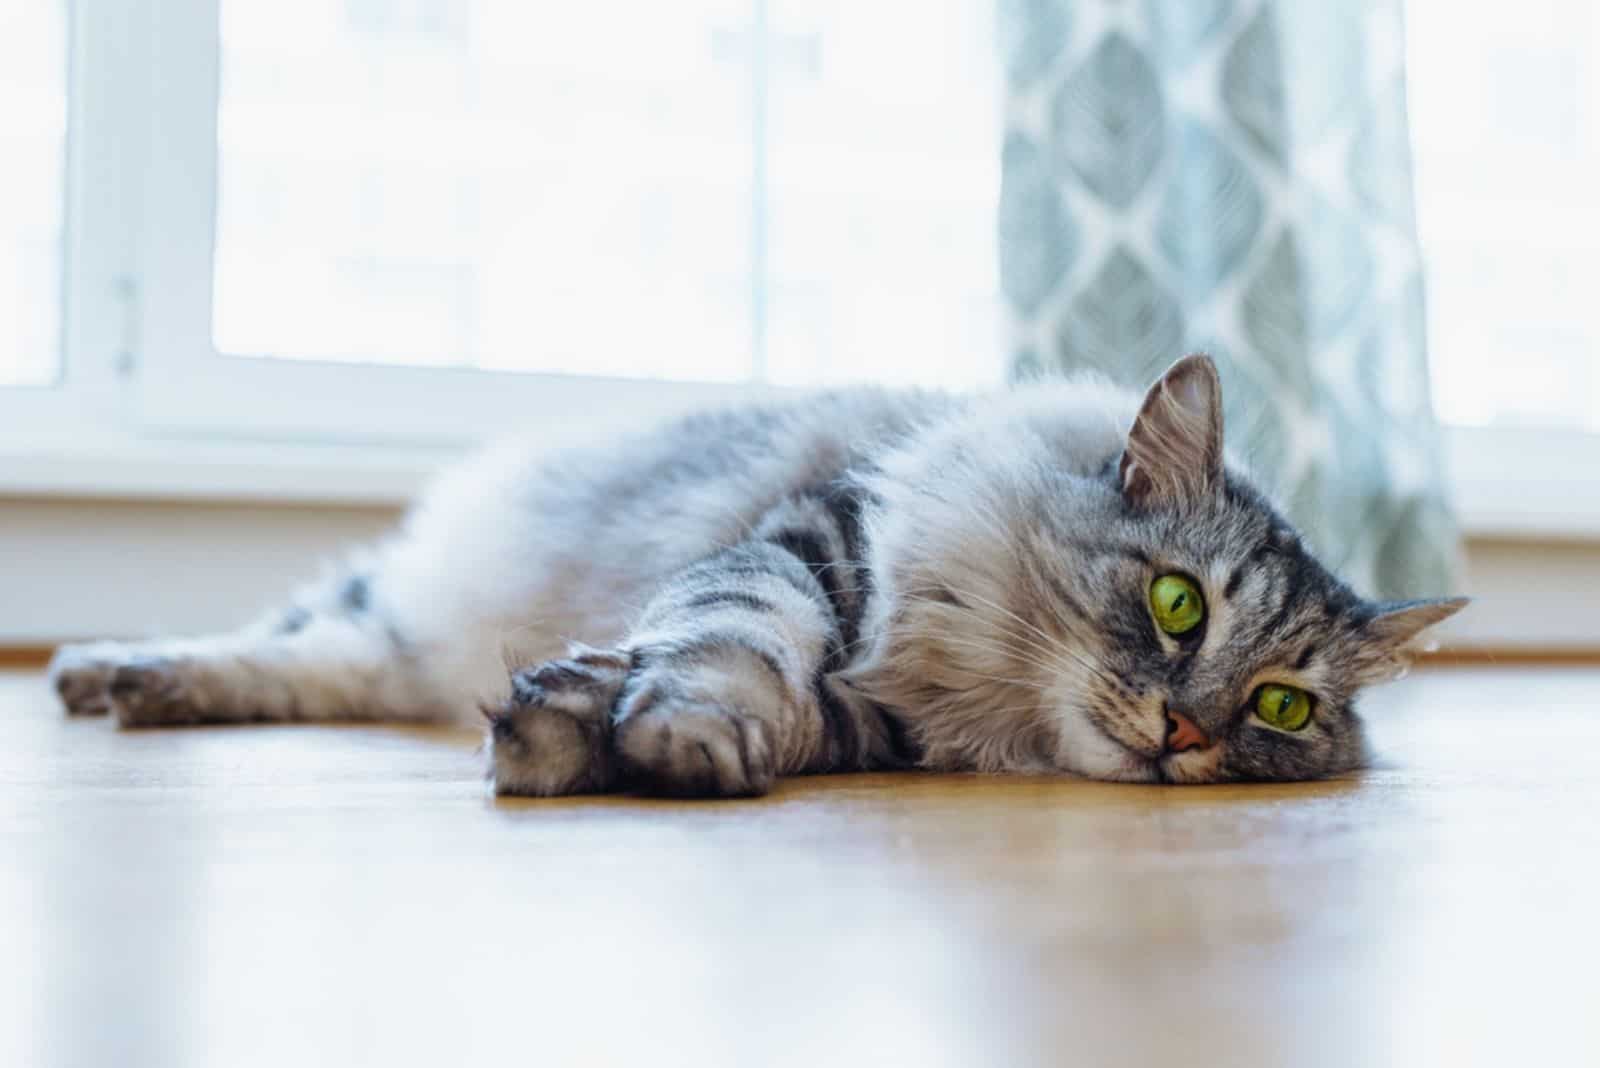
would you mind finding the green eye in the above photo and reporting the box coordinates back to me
[1149,574,1205,636]
[1254,684,1313,732]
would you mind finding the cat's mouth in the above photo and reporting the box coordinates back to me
[1089,716,1224,784]
[1155,747,1226,784]
[1072,702,1226,783]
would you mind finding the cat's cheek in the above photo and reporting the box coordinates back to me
[1050,709,1159,782]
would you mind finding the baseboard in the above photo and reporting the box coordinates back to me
[0,497,400,643]
[0,645,54,669]
[1416,647,1600,666]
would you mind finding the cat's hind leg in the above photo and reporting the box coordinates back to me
[50,574,449,727]
[52,640,130,717]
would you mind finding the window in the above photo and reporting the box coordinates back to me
[208,0,999,390]
[1408,0,1600,431]
[763,1,999,389]
[212,1,755,381]
[0,1,66,387]
[0,0,999,456]
[0,1,1592,535]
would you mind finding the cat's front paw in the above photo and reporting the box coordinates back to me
[613,685,776,799]
[489,646,628,797]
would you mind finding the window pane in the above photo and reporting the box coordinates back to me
[1408,0,1600,429]
[0,1,66,386]
[766,0,1001,390]
[213,0,753,382]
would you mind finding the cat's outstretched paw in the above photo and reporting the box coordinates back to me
[107,657,210,726]
[53,644,222,726]
[50,643,124,717]
[489,646,629,796]
[613,684,776,799]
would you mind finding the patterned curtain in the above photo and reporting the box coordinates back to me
[998,0,1458,599]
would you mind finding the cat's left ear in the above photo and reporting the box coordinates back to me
[1353,597,1470,682]
[1120,353,1225,509]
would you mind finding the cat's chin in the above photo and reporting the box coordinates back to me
[1079,750,1226,785]
[1159,745,1226,784]
[1090,759,1163,784]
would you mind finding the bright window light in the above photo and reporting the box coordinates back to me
[1408,0,1600,430]
[211,0,1001,390]
[0,1,66,387]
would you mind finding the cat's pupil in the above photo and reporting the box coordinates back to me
[1171,592,1186,610]
[1278,693,1292,715]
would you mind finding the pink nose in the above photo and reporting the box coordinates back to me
[1165,710,1210,753]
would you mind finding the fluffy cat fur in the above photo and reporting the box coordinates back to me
[50,355,1465,795]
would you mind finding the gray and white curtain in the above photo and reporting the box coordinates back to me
[998,0,1458,599]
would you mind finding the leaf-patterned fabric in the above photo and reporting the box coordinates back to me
[999,0,1459,600]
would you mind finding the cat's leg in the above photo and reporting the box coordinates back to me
[489,494,892,798]
[50,572,447,726]
[52,640,133,717]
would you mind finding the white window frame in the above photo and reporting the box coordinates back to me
[0,0,776,461]
[136,0,780,448]
[0,0,123,443]
[0,0,1597,541]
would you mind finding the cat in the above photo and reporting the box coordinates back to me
[50,354,1465,795]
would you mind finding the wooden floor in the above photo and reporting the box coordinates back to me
[2,668,1596,1068]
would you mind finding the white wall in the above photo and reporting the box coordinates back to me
[1444,537,1600,648]
[0,498,399,643]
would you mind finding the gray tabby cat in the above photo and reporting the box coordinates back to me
[51,355,1464,794]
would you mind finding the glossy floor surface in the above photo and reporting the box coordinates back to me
[3,668,1596,1067]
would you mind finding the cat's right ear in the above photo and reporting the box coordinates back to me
[1351,597,1470,682]
[1119,353,1225,509]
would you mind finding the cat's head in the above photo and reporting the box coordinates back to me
[852,354,1465,783]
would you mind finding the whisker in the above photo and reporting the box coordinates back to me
[927,583,1075,659]
[944,671,1056,694]
[899,591,1125,693]
[906,632,1070,680]
[897,593,1076,673]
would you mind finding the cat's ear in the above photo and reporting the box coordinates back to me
[1352,597,1470,682]
[1119,353,1225,509]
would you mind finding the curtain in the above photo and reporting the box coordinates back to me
[998,0,1458,600]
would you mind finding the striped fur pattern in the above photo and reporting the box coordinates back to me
[50,356,1464,795]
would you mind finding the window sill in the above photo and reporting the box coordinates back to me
[0,434,453,506]
[2,424,1597,542]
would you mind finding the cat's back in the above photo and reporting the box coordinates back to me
[381,387,949,653]
[526,385,950,528]
[364,374,1144,701]
[403,374,1138,566]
